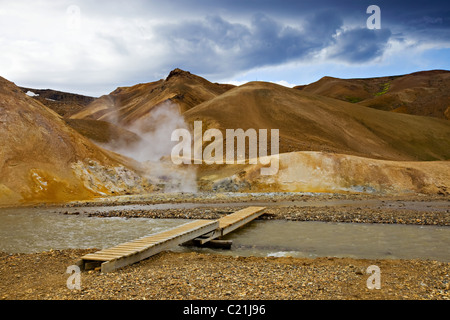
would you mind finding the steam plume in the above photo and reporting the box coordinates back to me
[105,100,198,193]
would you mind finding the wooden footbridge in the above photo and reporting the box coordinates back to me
[77,206,266,273]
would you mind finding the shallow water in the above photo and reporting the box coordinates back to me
[0,208,449,261]
[179,220,450,262]
[0,208,187,254]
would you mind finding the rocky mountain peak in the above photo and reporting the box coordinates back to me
[165,68,192,81]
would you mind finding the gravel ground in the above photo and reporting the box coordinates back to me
[0,249,448,300]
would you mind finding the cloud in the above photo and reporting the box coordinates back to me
[152,12,346,77]
[328,28,392,63]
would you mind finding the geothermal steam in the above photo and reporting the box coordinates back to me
[106,101,197,193]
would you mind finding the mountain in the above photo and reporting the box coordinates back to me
[0,77,152,206]
[294,70,450,120]
[3,68,450,201]
[66,68,450,162]
[185,81,450,162]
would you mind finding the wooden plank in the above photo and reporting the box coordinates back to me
[111,244,156,249]
[134,236,169,241]
[119,241,160,246]
[97,249,136,255]
[81,255,116,261]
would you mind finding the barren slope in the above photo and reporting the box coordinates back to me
[295,70,450,120]
[185,81,450,162]
[198,151,450,195]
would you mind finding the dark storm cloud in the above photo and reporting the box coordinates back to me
[146,0,450,39]
[158,0,450,23]
[330,28,392,63]
[151,8,393,76]
[154,15,296,74]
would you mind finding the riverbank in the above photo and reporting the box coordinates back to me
[0,249,448,300]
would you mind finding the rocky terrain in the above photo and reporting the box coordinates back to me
[1,192,448,301]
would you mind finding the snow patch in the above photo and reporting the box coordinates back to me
[26,91,39,97]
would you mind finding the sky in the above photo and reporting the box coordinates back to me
[0,0,449,96]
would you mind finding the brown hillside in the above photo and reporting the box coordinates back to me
[64,119,142,147]
[184,81,450,162]
[70,68,235,125]
[295,70,450,120]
